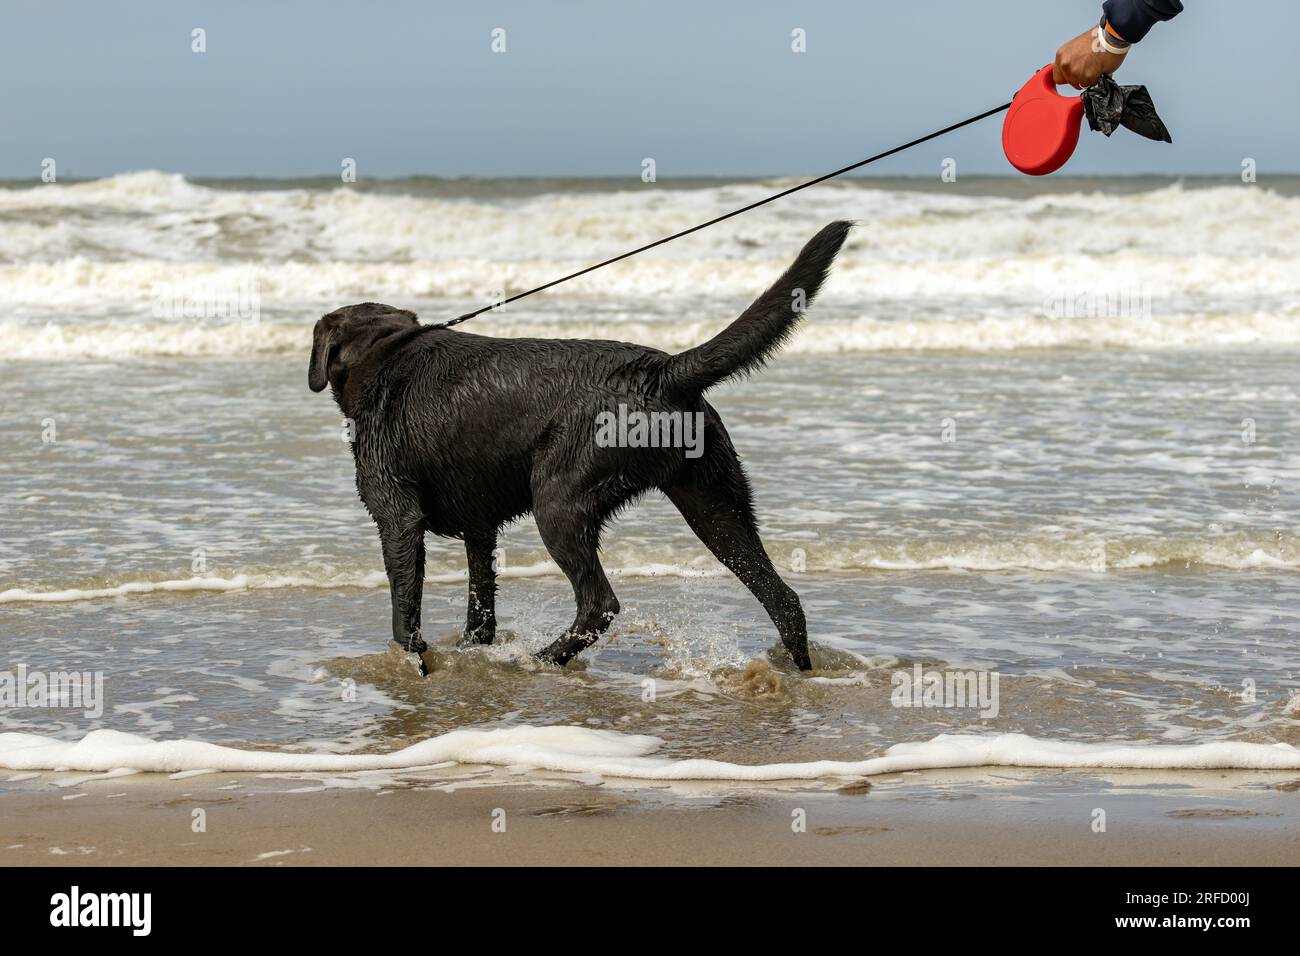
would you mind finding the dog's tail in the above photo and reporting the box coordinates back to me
[662,220,852,398]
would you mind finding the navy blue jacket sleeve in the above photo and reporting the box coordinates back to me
[1101,0,1184,43]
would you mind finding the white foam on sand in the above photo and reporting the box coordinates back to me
[3,727,1300,781]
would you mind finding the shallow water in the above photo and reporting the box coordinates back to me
[2,174,1298,773]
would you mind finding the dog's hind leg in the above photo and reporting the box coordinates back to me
[532,499,620,667]
[664,451,812,671]
[459,528,498,646]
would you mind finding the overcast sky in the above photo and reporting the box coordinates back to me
[3,0,1294,179]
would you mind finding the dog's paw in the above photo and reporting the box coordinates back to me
[532,648,590,672]
[533,648,567,669]
[456,630,495,649]
[764,642,815,675]
[387,640,430,677]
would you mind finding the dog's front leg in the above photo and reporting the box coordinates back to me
[376,513,427,656]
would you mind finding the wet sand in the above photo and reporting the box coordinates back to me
[3,765,1298,867]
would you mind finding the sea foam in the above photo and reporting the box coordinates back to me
[3,726,1300,779]
[7,309,1300,360]
[2,532,1294,605]
[3,173,1299,359]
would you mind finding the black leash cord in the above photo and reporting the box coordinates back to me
[430,101,1013,330]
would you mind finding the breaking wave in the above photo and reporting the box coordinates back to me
[3,172,1298,358]
[3,532,1294,605]
[7,310,1300,360]
[3,171,1298,265]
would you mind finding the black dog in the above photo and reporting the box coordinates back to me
[309,220,851,670]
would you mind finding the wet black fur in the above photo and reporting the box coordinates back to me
[309,220,852,669]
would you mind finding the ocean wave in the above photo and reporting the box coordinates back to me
[3,173,1297,354]
[4,250,1296,307]
[3,726,1299,778]
[2,533,1294,605]
[0,562,712,605]
[4,173,1298,267]
[6,309,1300,360]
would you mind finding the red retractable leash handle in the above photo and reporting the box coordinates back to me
[1002,64,1086,176]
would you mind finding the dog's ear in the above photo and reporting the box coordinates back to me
[308,319,336,392]
[309,306,420,393]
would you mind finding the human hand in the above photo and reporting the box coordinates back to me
[1052,28,1126,89]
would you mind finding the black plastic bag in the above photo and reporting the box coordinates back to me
[1081,74,1172,143]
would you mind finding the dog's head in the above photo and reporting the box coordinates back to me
[308,303,420,394]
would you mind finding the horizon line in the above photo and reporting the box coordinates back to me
[2,170,1294,184]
